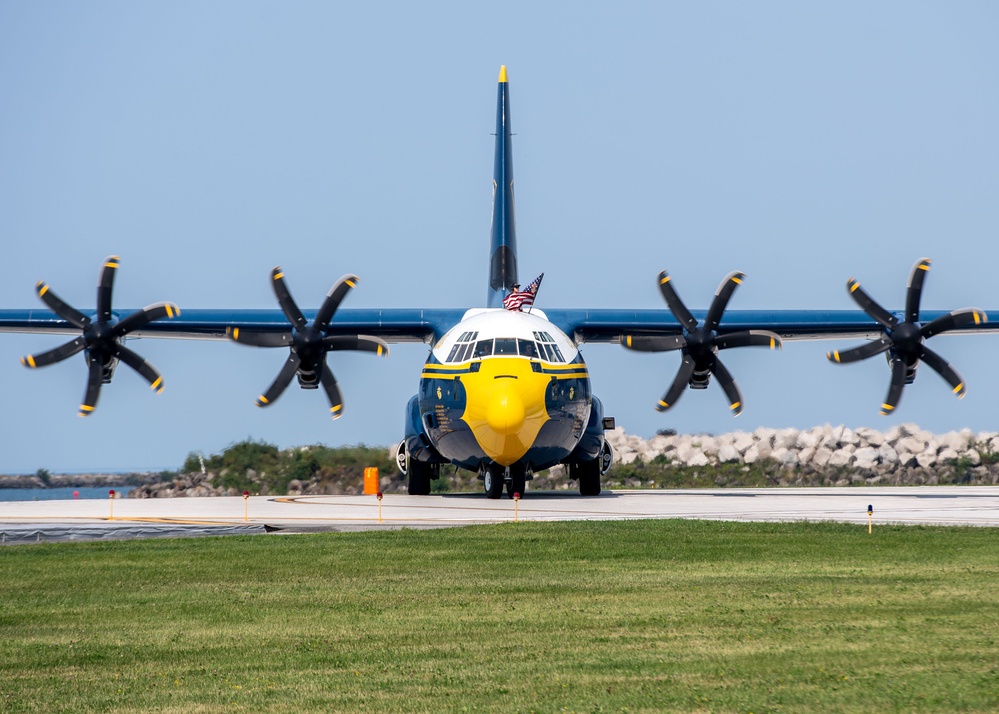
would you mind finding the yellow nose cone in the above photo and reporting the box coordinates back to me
[486,385,525,435]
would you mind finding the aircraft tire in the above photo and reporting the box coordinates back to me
[483,465,504,499]
[507,468,526,499]
[577,460,601,497]
[408,459,432,496]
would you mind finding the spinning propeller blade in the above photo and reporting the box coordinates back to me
[635,269,781,415]
[229,269,388,417]
[829,258,986,413]
[21,257,178,414]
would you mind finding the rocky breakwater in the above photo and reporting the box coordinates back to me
[128,468,411,499]
[603,423,999,486]
[0,472,162,489]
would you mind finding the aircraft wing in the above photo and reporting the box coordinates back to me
[5,306,995,343]
[547,308,999,344]
[0,308,465,343]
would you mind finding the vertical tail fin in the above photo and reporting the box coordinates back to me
[487,65,518,308]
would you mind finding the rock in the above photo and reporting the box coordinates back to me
[828,450,854,467]
[812,447,833,468]
[853,447,879,469]
[717,444,740,463]
[795,430,820,450]
[687,451,710,467]
[695,437,719,457]
[779,450,799,468]
[915,451,938,469]
[877,443,899,465]
[731,432,756,454]
[855,427,884,447]
[939,431,970,453]
[753,427,777,447]
[773,429,798,450]
[798,447,816,466]
[937,448,959,464]
[960,449,982,466]
[897,436,925,455]
[639,446,658,462]
[649,434,671,452]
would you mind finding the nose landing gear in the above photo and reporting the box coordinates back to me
[481,463,531,499]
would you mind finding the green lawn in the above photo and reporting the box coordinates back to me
[1,520,998,712]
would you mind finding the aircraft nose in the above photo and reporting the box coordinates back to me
[485,382,526,435]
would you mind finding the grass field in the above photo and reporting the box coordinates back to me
[2,520,998,712]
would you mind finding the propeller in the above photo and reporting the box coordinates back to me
[623,270,781,415]
[827,258,987,415]
[228,268,389,418]
[20,256,180,416]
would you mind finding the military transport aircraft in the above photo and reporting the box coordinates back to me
[1,66,996,499]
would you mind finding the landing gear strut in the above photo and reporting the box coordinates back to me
[507,464,527,499]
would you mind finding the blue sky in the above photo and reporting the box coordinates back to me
[1,2,998,473]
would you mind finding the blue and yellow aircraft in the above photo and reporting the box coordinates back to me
[1,66,996,498]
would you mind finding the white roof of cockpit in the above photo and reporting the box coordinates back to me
[431,307,578,360]
[457,307,550,336]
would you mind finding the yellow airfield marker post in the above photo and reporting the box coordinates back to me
[513,492,521,523]
[243,491,249,522]
[377,491,383,524]
[108,489,115,521]
[868,504,873,534]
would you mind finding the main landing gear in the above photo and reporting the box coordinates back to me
[397,441,438,495]
[570,459,601,496]
[481,463,530,499]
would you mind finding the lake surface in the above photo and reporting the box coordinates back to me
[0,486,135,502]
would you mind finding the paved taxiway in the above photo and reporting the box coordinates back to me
[2,486,999,543]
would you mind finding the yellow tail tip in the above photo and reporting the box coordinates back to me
[498,65,508,83]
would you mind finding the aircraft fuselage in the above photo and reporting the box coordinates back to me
[417,308,591,473]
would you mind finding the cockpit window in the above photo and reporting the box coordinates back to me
[494,338,518,355]
[474,339,494,358]
[444,331,483,362]
[445,331,566,363]
[530,331,566,363]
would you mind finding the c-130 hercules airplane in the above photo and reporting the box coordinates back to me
[1,67,996,498]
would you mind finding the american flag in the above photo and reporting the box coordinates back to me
[503,273,544,311]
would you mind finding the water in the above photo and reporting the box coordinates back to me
[0,486,134,502]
